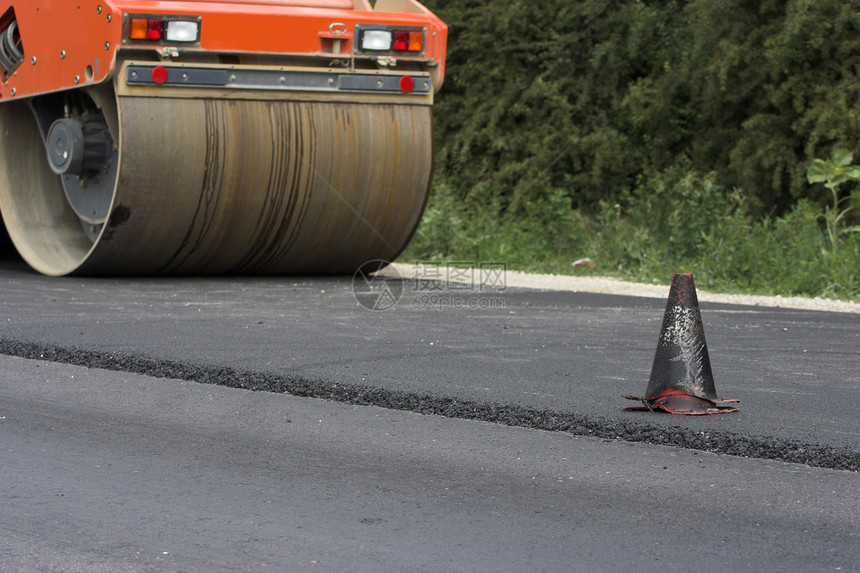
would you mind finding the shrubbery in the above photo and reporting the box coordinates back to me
[404,0,860,300]
[404,169,860,300]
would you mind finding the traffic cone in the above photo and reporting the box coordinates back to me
[624,273,739,415]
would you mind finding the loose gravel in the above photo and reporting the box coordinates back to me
[390,264,860,314]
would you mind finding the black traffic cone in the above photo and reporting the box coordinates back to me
[624,273,739,415]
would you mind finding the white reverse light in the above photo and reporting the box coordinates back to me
[165,20,199,43]
[361,30,392,51]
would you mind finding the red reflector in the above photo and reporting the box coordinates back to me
[152,65,168,84]
[146,20,163,40]
[393,31,408,51]
[399,75,414,93]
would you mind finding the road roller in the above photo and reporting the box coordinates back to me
[0,0,446,275]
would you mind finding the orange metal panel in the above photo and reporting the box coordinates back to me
[104,0,446,62]
[176,0,357,7]
[0,1,119,100]
[0,0,446,101]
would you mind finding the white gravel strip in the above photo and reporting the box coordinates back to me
[389,263,860,314]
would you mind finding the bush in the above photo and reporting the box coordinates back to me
[404,0,860,301]
[403,169,860,301]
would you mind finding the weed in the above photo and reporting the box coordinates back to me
[401,168,860,302]
[806,149,860,255]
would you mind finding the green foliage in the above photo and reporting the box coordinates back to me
[423,0,860,215]
[402,182,587,274]
[695,200,858,300]
[806,150,860,254]
[403,171,860,301]
[403,0,860,301]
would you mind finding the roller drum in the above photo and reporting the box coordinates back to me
[0,90,433,275]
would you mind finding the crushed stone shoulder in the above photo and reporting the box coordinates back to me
[390,264,860,313]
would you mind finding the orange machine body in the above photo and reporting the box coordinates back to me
[0,0,447,101]
[0,0,446,276]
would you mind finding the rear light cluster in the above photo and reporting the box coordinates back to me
[358,27,424,55]
[125,15,200,45]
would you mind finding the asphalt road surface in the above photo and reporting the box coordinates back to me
[1,253,858,572]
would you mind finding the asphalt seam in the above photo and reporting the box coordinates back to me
[2,338,857,472]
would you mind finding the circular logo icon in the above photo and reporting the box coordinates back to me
[352,260,402,311]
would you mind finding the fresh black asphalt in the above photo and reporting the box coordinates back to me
[2,251,858,572]
[3,355,857,572]
[0,256,857,470]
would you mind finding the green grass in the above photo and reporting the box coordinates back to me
[400,171,860,302]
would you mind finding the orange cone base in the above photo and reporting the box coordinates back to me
[623,388,740,415]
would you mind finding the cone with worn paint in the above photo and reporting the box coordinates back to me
[624,273,739,415]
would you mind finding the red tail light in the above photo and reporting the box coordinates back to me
[125,16,200,45]
[357,27,424,54]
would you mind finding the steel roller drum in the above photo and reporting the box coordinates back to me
[0,87,432,275]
